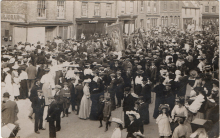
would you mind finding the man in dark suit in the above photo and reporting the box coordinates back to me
[26,61,37,94]
[75,79,84,115]
[123,87,136,128]
[46,95,61,138]
[29,79,41,119]
[115,71,124,107]
[69,78,76,111]
[2,92,19,125]
[150,61,157,84]
[32,90,45,134]
[54,85,63,132]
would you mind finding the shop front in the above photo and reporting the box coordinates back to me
[75,18,117,40]
[202,13,219,25]
[8,21,73,46]
[118,15,138,35]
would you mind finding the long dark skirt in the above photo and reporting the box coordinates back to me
[134,84,142,96]
[19,80,28,99]
[153,97,164,119]
[89,91,104,120]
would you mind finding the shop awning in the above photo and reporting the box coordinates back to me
[76,18,117,24]
[202,13,219,18]
[9,20,73,26]
[118,15,138,20]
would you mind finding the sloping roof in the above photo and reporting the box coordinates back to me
[182,1,200,9]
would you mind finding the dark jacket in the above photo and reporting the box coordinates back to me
[75,84,84,103]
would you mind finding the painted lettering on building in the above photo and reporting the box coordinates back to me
[1,13,25,22]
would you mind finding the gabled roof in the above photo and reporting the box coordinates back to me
[182,1,200,9]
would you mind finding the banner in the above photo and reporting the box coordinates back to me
[106,23,124,51]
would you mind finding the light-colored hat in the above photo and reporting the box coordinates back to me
[111,118,123,124]
[12,64,20,69]
[9,58,15,63]
[55,85,62,89]
[175,70,181,75]
[3,68,10,72]
[158,104,170,111]
[131,93,139,98]
[126,111,140,119]
[133,132,145,137]
[84,79,91,83]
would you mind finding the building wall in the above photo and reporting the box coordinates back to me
[159,1,182,29]
[74,1,116,18]
[200,1,219,14]
[182,8,200,30]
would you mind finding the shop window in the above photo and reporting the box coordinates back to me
[130,1,134,14]
[121,1,125,14]
[106,3,112,17]
[161,16,164,27]
[94,3,100,16]
[165,16,168,27]
[140,19,144,28]
[57,0,65,19]
[205,6,209,12]
[5,30,9,37]
[212,6,216,12]
[37,0,46,18]
[140,1,144,12]
[81,2,88,17]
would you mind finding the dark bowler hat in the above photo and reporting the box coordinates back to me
[3,92,10,97]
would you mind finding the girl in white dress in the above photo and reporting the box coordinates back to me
[12,65,20,100]
[4,68,14,101]
[111,118,123,138]
[78,79,92,119]
[156,104,172,138]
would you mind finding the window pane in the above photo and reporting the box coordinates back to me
[205,6,209,12]
[37,0,46,17]
[212,6,216,12]
[82,2,87,17]
[130,1,134,13]
[94,3,100,16]
[121,2,125,13]
[141,1,144,11]
[106,4,111,17]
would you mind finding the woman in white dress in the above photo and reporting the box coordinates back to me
[156,104,172,138]
[4,68,14,101]
[111,118,123,138]
[40,68,55,105]
[12,64,20,100]
[78,79,92,119]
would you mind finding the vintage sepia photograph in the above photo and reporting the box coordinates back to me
[1,0,219,138]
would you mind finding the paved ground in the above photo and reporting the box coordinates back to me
[4,92,159,138]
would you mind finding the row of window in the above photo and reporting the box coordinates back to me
[161,16,180,27]
[37,0,65,18]
[82,2,112,17]
[37,0,112,18]
[205,6,216,12]
[121,1,134,14]
[163,2,179,11]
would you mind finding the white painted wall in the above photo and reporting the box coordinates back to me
[27,27,45,45]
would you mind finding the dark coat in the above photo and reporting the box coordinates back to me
[123,94,136,111]
[126,120,139,138]
[2,100,19,124]
[75,84,84,104]
[32,96,45,114]
[141,84,151,104]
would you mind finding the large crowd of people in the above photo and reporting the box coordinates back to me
[1,24,219,138]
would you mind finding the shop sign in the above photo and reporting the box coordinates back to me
[1,13,25,22]
[89,21,98,23]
